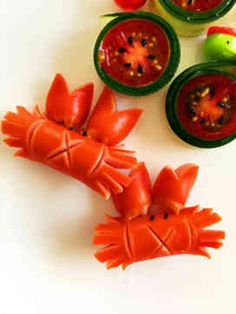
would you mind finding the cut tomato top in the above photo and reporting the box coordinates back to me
[207,26,236,37]
[98,18,170,87]
[172,0,223,12]
[176,74,236,140]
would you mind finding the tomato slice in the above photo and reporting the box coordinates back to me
[172,0,223,12]
[177,74,236,140]
[98,18,170,87]
[94,12,180,96]
[114,0,147,11]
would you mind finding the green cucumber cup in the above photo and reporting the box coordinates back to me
[150,0,236,37]
[94,12,180,96]
[166,61,236,148]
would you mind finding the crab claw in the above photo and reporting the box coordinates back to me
[87,87,143,146]
[112,162,152,220]
[152,164,199,214]
[46,73,94,129]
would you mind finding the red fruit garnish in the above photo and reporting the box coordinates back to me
[114,0,147,11]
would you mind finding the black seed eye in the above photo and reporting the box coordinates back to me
[226,41,230,44]
[163,212,169,220]
[149,215,155,221]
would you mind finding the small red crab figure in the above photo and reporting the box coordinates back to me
[94,163,225,269]
[1,74,143,199]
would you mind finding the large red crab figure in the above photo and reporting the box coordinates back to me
[1,74,143,199]
[94,163,225,269]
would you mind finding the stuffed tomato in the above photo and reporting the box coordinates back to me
[149,0,235,37]
[94,12,180,96]
[166,61,236,148]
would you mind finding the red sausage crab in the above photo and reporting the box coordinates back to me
[94,163,225,269]
[1,74,143,199]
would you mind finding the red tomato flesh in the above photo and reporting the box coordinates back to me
[114,0,147,11]
[98,19,170,87]
[177,74,236,140]
[172,0,223,12]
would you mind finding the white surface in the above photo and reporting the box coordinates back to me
[0,1,236,313]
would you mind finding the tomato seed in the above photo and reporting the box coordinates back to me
[127,36,133,45]
[218,116,225,125]
[124,63,131,68]
[200,87,210,98]
[189,107,197,115]
[141,38,147,47]
[218,101,226,108]
[194,95,201,102]
[210,86,216,97]
[118,47,127,53]
[147,55,156,60]
[137,65,144,74]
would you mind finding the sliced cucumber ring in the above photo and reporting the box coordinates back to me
[166,61,236,148]
[94,12,180,96]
